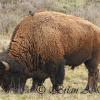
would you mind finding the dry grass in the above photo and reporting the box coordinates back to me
[0,0,100,36]
[0,35,10,52]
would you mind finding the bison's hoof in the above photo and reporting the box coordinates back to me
[30,88,37,92]
[49,86,64,94]
[30,85,38,92]
[81,87,99,94]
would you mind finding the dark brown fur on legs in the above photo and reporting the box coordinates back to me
[30,78,45,92]
[85,57,99,93]
[49,60,65,93]
[31,59,65,93]
[30,74,46,92]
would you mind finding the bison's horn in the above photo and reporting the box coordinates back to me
[1,61,10,71]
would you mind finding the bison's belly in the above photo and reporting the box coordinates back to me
[64,49,92,66]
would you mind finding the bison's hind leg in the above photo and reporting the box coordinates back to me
[84,58,99,93]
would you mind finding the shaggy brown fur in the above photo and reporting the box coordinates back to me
[9,11,100,68]
[1,11,100,93]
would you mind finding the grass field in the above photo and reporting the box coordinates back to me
[0,36,100,100]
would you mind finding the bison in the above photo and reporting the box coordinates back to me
[0,11,100,93]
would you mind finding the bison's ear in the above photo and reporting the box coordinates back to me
[0,61,10,71]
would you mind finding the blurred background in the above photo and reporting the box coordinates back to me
[0,0,100,36]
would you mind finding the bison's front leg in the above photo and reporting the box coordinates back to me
[49,60,65,93]
[84,59,99,93]
[30,70,47,92]
[30,78,39,92]
[30,77,45,92]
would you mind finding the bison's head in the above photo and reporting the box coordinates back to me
[0,59,30,93]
